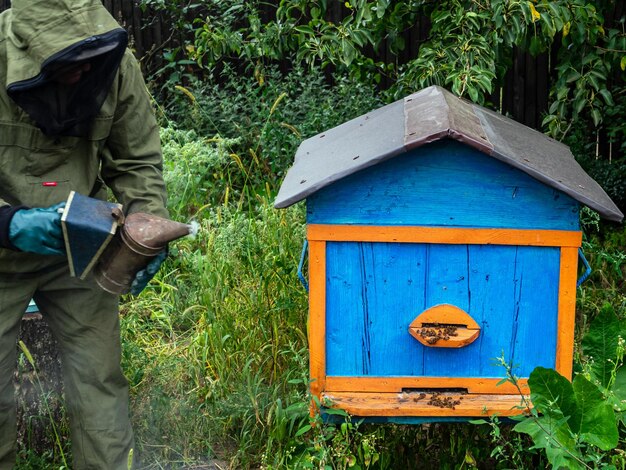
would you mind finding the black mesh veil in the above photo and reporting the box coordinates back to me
[7,29,128,137]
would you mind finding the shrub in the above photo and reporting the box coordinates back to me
[160,126,238,217]
[155,64,383,199]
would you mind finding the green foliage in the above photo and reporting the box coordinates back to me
[186,0,518,103]
[470,415,546,468]
[511,304,626,469]
[582,304,623,389]
[560,82,626,216]
[155,64,382,208]
[541,3,624,139]
[15,449,70,470]
[400,0,626,128]
[578,227,626,309]
[264,406,390,469]
[141,0,626,154]
[121,189,310,466]
[15,341,70,470]
[190,1,393,71]
[139,0,202,31]
[403,10,496,102]
[605,86,626,156]
[160,126,237,216]
[515,369,618,468]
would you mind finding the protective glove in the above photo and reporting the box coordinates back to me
[129,248,168,295]
[8,202,66,256]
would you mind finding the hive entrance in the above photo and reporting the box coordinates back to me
[408,304,480,348]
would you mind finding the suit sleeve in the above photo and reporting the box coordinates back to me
[0,205,27,250]
[99,51,168,218]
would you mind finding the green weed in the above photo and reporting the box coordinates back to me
[16,341,70,469]
[121,194,309,467]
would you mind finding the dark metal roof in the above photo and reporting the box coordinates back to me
[275,85,623,222]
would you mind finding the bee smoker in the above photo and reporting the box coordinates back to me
[94,210,192,295]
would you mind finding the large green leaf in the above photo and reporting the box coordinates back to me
[612,365,626,403]
[521,367,619,466]
[514,415,582,470]
[582,304,621,388]
[572,375,619,450]
[521,367,583,468]
[528,367,577,420]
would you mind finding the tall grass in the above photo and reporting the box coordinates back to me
[123,82,313,464]
[122,194,310,467]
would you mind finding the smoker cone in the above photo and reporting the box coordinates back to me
[94,212,191,294]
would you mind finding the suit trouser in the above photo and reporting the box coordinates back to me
[0,263,134,469]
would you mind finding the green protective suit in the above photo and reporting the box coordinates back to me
[0,0,168,468]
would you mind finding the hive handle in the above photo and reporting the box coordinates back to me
[298,239,309,292]
[577,248,591,287]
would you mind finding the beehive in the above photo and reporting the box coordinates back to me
[275,86,623,421]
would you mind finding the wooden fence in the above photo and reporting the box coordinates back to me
[0,1,624,131]
[0,1,170,74]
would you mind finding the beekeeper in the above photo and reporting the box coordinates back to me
[0,0,168,468]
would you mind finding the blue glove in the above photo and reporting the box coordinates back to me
[9,202,66,256]
[130,248,168,295]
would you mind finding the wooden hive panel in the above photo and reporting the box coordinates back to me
[305,140,581,418]
[307,140,580,230]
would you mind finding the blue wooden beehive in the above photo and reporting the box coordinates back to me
[275,86,623,421]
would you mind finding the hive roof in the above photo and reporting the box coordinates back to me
[275,86,623,222]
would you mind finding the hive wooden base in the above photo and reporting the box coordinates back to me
[321,391,529,417]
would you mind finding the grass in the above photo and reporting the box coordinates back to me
[121,196,310,468]
[17,341,68,468]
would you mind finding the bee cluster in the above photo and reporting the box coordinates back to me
[417,323,460,345]
[401,390,467,410]
[426,392,464,410]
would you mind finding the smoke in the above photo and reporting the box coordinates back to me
[188,220,200,238]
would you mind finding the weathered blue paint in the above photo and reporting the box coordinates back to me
[307,140,580,230]
[325,241,560,379]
